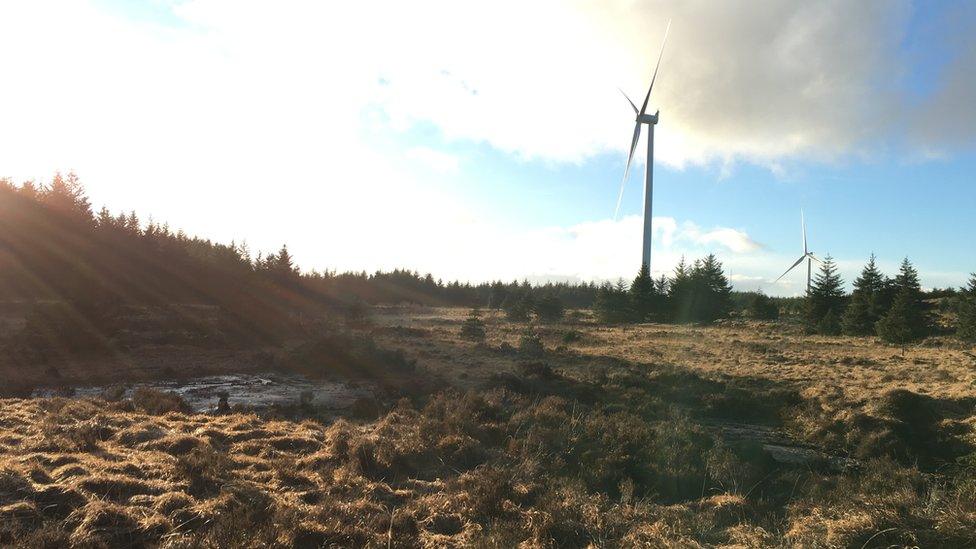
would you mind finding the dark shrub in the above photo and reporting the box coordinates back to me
[349,396,384,420]
[747,292,779,320]
[503,295,531,322]
[534,294,565,322]
[518,332,545,357]
[460,310,486,341]
[341,298,371,327]
[131,388,191,415]
[517,361,556,380]
[99,385,126,402]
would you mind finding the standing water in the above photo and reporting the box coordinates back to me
[32,372,375,413]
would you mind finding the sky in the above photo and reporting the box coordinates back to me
[1,0,974,296]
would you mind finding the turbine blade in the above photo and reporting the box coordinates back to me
[615,122,643,219]
[774,255,806,283]
[807,253,823,264]
[639,18,672,116]
[618,88,638,114]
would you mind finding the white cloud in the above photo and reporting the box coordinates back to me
[680,224,763,254]
[730,274,765,282]
[405,147,460,175]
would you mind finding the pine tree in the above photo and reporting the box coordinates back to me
[876,291,917,346]
[841,290,873,336]
[126,211,140,234]
[534,293,565,322]
[488,281,508,310]
[956,274,976,342]
[876,258,930,343]
[817,308,842,335]
[691,254,732,323]
[502,291,531,321]
[520,290,537,317]
[263,244,300,286]
[841,255,885,336]
[654,274,669,296]
[669,257,693,323]
[595,280,633,323]
[271,246,295,273]
[460,308,487,340]
[42,171,93,225]
[875,276,897,317]
[748,291,779,320]
[629,264,656,322]
[95,206,113,229]
[805,256,845,334]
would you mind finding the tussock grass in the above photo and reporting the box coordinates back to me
[4,385,975,547]
[3,310,976,546]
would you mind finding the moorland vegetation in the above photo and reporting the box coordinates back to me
[3,173,976,547]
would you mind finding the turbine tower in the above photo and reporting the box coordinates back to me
[615,19,671,271]
[775,211,822,294]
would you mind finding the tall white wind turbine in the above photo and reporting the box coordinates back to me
[775,211,823,293]
[615,19,671,271]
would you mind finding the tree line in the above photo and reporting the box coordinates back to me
[589,248,976,345]
[589,255,734,324]
[0,175,599,325]
[801,254,976,344]
[3,174,973,346]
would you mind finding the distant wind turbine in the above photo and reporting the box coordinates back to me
[775,210,822,293]
[615,19,671,271]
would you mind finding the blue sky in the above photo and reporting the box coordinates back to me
[1,1,974,295]
[384,119,976,293]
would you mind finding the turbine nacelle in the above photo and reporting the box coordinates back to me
[637,112,660,125]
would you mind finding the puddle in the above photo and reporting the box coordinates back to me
[32,372,374,413]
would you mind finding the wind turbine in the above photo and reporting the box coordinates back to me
[775,211,822,293]
[615,19,671,271]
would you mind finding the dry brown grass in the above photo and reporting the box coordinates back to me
[372,307,976,453]
[2,307,976,546]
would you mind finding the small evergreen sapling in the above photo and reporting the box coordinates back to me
[460,309,487,341]
[502,293,531,322]
[876,291,917,346]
